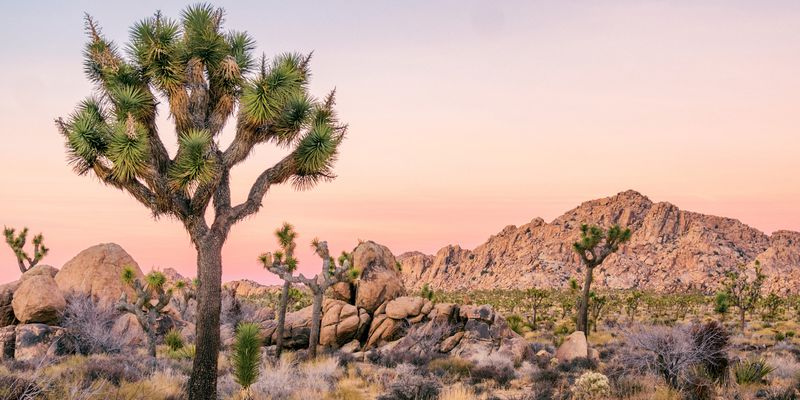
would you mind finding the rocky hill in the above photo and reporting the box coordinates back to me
[398,190,800,294]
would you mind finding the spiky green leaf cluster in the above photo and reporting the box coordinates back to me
[107,119,150,182]
[64,99,111,174]
[128,13,183,92]
[146,271,168,289]
[168,129,217,191]
[241,53,307,127]
[181,3,228,68]
[231,322,262,389]
[121,265,136,284]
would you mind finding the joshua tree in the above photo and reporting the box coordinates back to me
[714,291,731,321]
[761,292,783,322]
[3,226,49,273]
[261,222,298,358]
[420,283,434,301]
[625,290,643,323]
[55,5,345,396]
[525,288,549,331]
[588,292,607,333]
[261,234,353,359]
[173,279,196,319]
[116,267,173,359]
[721,260,766,333]
[572,224,631,334]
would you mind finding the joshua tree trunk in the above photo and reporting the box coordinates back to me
[531,307,538,331]
[577,266,593,334]
[740,307,746,333]
[275,280,291,358]
[308,290,324,359]
[189,239,223,399]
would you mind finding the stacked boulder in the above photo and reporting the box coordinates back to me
[0,243,151,361]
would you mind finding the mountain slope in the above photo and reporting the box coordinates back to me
[398,190,800,293]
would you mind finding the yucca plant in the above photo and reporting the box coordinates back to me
[231,322,262,397]
[56,4,346,396]
[116,267,173,360]
[165,328,185,351]
[733,358,775,385]
[260,230,354,359]
[572,224,631,334]
[3,226,49,273]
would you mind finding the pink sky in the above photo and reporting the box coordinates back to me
[1,2,799,284]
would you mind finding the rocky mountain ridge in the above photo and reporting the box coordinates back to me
[398,190,800,294]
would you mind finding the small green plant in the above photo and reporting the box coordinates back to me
[231,322,262,394]
[167,344,196,360]
[420,283,434,301]
[3,226,49,273]
[164,329,184,351]
[116,267,173,359]
[774,331,785,342]
[733,358,775,385]
[506,314,525,335]
[714,291,731,319]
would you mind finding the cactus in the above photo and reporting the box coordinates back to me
[3,226,49,273]
[260,230,353,359]
[116,267,173,359]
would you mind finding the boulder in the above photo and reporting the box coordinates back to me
[385,296,426,319]
[0,325,15,359]
[340,340,361,353]
[111,313,146,347]
[11,274,66,324]
[555,331,589,362]
[14,324,73,361]
[327,282,353,303]
[319,299,370,347]
[55,243,144,307]
[262,306,312,349]
[365,314,407,348]
[352,241,406,313]
[428,303,458,322]
[20,265,58,281]
[0,280,20,327]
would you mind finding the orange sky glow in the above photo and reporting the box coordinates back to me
[1,1,799,284]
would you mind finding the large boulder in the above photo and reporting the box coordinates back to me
[262,306,312,349]
[111,313,146,347]
[385,296,428,320]
[320,299,370,347]
[352,241,406,313]
[20,265,59,281]
[0,325,15,360]
[555,331,589,362]
[55,243,144,307]
[0,280,20,327]
[14,324,73,361]
[11,274,66,324]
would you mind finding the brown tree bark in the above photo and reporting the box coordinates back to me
[275,280,291,358]
[308,290,324,359]
[577,266,594,334]
[188,239,223,399]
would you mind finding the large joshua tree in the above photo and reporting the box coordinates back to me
[55,5,345,398]
[260,231,353,359]
[572,224,631,334]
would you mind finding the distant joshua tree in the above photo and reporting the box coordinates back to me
[625,290,643,323]
[572,224,631,334]
[721,260,766,332]
[588,292,608,333]
[260,230,353,358]
[262,222,298,358]
[116,267,173,359]
[55,4,346,395]
[3,226,49,273]
[525,288,549,331]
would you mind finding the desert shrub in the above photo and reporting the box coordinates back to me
[440,383,478,400]
[378,372,441,400]
[532,368,562,386]
[689,321,729,383]
[733,358,775,385]
[507,314,525,335]
[164,329,184,351]
[300,356,340,393]
[0,373,43,399]
[776,331,787,341]
[609,375,646,398]
[618,322,730,391]
[571,371,611,400]
[231,322,262,391]
[166,344,196,360]
[250,356,297,399]
[682,367,716,400]
[471,353,516,386]
[766,353,800,380]
[82,357,145,386]
[61,293,123,354]
[558,357,597,373]
[429,357,474,379]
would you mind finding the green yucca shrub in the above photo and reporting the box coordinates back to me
[734,358,775,385]
[164,329,184,351]
[506,314,525,335]
[232,322,262,391]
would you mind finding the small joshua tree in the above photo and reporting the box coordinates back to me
[721,260,766,332]
[231,322,262,398]
[116,267,173,359]
[714,291,731,322]
[526,288,549,331]
[3,226,49,273]
[761,292,783,322]
[625,290,643,323]
[172,279,196,319]
[588,292,607,333]
[573,224,631,334]
[262,222,298,358]
[261,234,352,359]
